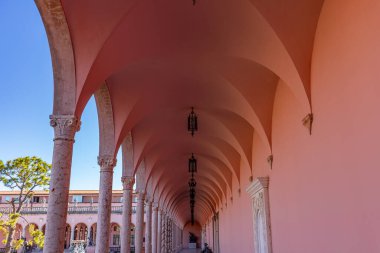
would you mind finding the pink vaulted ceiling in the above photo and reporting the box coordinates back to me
[61,0,324,225]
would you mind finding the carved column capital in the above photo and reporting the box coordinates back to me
[50,115,80,141]
[121,176,135,190]
[97,155,117,172]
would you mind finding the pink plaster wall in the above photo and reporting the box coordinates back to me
[206,0,380,252]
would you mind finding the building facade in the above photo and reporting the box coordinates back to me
[0,190,142,251]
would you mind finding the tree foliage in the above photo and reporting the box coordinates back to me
[0,156,51,252]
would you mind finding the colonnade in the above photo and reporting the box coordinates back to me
[43,115,183,253]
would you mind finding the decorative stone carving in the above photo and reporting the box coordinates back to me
[302,113,314,135]
[50,115,80,141]
[95,155,116,253]
[246,177,272,253]
[121,176,135,190]
[97,155,117,171]
[44,114,80,253]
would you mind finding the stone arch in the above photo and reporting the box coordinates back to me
[89,223,97,246]
[73,223,88,241]
[64,224,71,249]
[94,83,116,157]
[25,223,39,242]
[110,222,121,246]
[35,0,76,115]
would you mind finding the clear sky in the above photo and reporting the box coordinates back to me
[0,2,123,190]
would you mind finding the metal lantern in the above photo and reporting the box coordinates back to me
[188,178,197,188]
[188,153,197,174]
[189,188,196,198]
[187,107,198,136]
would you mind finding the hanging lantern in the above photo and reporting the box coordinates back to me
[189,188,196,198]
[188,153,197,174]
[187,107,198,136]
[188,178,197,188]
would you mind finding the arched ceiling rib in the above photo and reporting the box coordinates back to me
[40,0,326,226]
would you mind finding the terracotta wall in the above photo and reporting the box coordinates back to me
[206,0,380,252]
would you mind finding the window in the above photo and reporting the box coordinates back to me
[32,196,40,203]
[4,196,10,202]
[113,234,120,246]
[72,195,83,203]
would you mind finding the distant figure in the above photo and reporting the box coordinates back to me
[202,243,212,253]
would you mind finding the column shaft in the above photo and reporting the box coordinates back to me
[95,156,116,253]
[145,201,153,253]
[121,177,134,253]
[71,225,75,243]
[161,213,166,253]
[152,206,158,253]
[44,115,80,253]
[135,191,146,253]
[87,225,91,246]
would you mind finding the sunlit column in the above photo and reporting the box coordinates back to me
[145,200,153,253]
[95,156,117,253]
[135,191,146,253]
[44,115,80,253]
[152,204,159,253]
[120,176,135,253]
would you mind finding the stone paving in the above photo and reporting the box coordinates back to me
[179,249,201,253]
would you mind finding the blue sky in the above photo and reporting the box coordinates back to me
[0,2,122,190]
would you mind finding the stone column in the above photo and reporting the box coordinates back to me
[157,209,162,253]
[135,191,146,253]
[86,224,91,246]
[120,176,134,253]
[161,212,166,253]
[174,225,177,252]
[70,225,75,243]
[168,218,172,253]
[44,115,80,253]
[145,200,153,253]
[22,226,26,238]
[95,156,117,253]
[86,224,93,246]
[152,205,158,253]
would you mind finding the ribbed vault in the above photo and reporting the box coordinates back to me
[38,0,325,227]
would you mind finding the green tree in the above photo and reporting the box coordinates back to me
[0,156,51,253]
